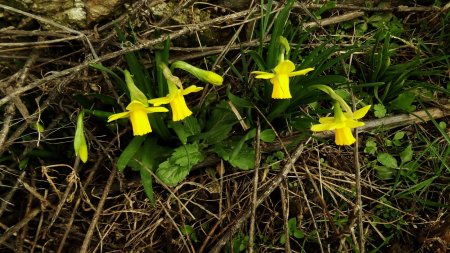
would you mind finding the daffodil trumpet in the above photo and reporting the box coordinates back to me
[108,101,168,136]
[149,64,203,121]
[251,36,314,99]
[311,102,371,146]
[251,60,314,99]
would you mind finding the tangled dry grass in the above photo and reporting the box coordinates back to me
[1,0,449,252]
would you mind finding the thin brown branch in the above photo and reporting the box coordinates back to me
[79,169,117,253]
[0,208,41,245]
[0,9,254,107]
[209,141,309,253]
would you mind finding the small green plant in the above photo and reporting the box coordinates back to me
[279,217,304,244]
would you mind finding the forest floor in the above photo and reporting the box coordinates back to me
[0,1,449,252]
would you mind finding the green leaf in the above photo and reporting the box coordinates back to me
[373,103,387,118]
[89,63,127,91]
[156,144,205,186]
[227,89,253,108]
[181,225,198,243]
[400,144,413,165]
[392,131,405,146]
[140,166,154,205]
[196,101,238,144]
[313,1,336,18]
[168,117,201,144]
[377,153,398,169]
[139,138,166,205]
[390,92,416,112]
[364,138,377,155]
[260,129,276,142]
[117,136,146,172]
[374,165,396,180]
[396,176,437,197]
[214,140,255,170]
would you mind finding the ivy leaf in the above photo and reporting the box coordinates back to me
[373,103,386,118]
[156,144,205,186]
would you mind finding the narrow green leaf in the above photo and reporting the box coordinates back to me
[140,167,154,205]
[117,136,146,172]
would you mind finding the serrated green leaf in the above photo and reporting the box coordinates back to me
[377,153,398,169]
[156,144,205,186]
[117,136,146,172]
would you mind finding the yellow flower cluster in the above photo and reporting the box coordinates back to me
[108,65,222,136]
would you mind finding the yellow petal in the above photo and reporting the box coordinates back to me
[271,74,291,99]
[144,106,169,113]
[289,68,314,77]
[311,123,333,132]
[274,60,295,75]
[182,85,203,95]
[352,105,371,120]
[170,93,192,121]
[319,117,335,124]
[129,109,152,136]
[344,119,365,129]
[107,111,130,122]
[148,96,173,106]
[335,128,356,146]
[252,71,275,79]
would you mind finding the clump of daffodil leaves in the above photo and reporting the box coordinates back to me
[74,40,371,164]
[250,36,371,146]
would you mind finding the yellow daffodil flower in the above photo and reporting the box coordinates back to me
[252,60,314,99]
[311,104,371,146]
[149,82,203,121]
[108,101,168,136]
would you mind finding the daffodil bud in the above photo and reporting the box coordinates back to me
[124,70,148,105]
[278,36,290,54]
[74,111,88,163]
[171,61,223,86]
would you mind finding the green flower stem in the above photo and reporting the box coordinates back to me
[310,84,353,113]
